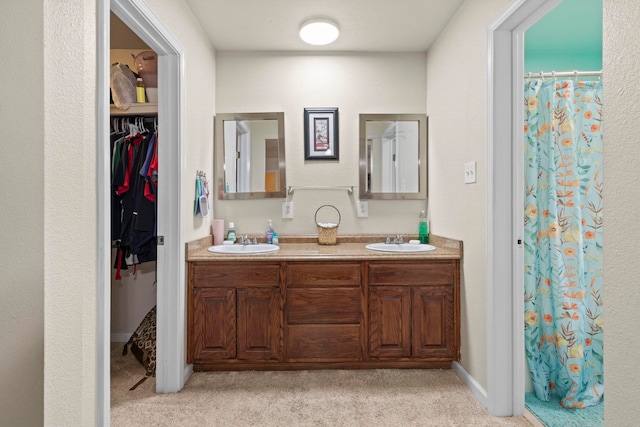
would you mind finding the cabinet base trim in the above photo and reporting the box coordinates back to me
[193,360,454,372]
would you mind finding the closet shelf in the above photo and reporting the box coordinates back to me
[110,102,158,116]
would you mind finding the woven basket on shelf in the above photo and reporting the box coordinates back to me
[315,205,341,245]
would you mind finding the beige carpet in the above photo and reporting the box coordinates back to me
[111,344,532,427]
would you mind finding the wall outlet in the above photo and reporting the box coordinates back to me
[464,161,477,184]
[357,201,368,218]
[282,201,293,219]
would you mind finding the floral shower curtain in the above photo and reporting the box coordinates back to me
[523,78,604,409]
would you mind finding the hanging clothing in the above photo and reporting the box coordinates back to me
[111,132,126,241]
[140,134,157,203]
[110,116,158,278]
[523,78,604,409]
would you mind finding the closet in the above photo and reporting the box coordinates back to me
[110,12,158,386]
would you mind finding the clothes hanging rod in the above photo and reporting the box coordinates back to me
[525,70,602,79]
[287,185,354,195]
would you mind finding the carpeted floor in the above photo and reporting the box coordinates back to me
[524,392,603,427]
[111,343,533,426]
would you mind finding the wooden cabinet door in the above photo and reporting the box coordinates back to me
[237,288,281,361]
[369,286,411,359]
[192,287,236,361]
[412,286,455,359]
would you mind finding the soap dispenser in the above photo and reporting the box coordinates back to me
[419,211,429,244]
[265,219,274,244]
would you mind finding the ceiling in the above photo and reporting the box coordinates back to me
[184,0,466,52]
[112,0,602,56]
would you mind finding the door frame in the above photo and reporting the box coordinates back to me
[486,0,561,416]
[97,0,188,424]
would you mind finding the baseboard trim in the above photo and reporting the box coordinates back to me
[524,408,545,427]
[183,363,193,386]
[452,361,488,409]
[111,332,132,343]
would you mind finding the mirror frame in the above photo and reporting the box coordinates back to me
[215,112,286,200]
[359,113,428,200]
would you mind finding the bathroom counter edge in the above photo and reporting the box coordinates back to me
[186,234,462,261]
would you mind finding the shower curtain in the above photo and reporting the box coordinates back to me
[523,78,604,409]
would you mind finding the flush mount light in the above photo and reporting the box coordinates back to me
[299,19,339,46]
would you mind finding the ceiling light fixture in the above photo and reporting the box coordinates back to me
[299,19,339,46]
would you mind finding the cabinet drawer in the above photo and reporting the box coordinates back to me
[286,324,362,360]
[287,262,360,287]
[368,261,454,286]
[192,263,280,288]
[287,288,361,324]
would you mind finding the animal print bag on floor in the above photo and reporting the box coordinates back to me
[122,305,156,390]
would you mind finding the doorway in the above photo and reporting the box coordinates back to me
[98,0,187,424]
[109,9,159,395]
[486,0,563,417]
[486,0,604,420]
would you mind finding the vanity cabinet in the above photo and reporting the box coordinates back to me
[188,262,282,364]
[368,261,458,361]
[187,249,460,371]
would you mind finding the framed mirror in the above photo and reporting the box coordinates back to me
[359,114,427,200]
[215,112,286,200]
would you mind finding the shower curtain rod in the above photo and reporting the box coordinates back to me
[525,70,602,79]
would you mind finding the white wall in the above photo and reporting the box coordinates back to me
[110,248,157,340]
[43,0,98,423]
[603,0,640,424]
[0,0,44,425]
[145,0,217,244]
[426,0,511,391]
[214,52,428,236]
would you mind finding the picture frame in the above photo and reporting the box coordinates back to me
[304,107,339,160]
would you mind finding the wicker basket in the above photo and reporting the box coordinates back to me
[315,205,341,245]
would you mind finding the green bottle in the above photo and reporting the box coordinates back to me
[419,211,429,244]
[227,222,236,242]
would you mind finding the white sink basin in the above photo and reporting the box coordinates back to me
[365,243,437,253]
[208,244,280,254]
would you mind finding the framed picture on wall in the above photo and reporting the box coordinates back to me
[304,107,339,160]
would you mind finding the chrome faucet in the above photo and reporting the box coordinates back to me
[240,235,258,245]
[386,235,404,244]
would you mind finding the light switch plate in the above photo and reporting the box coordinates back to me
[282,202,293,219]
[464,161,477,184]
[357,201,368,218]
